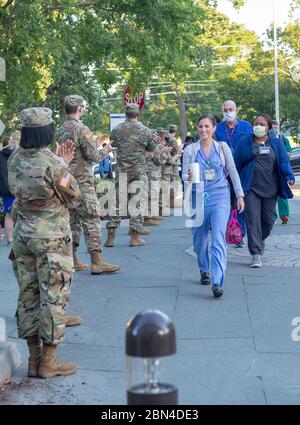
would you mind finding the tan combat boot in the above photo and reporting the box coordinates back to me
[73,251,88,272]
[26,335,41,378]
[138,227,150,235]
[144,218,160,226]
[129,230,146,247]
[104,228,116,247]
[128,227,150,235]
[38,345,76,379]
[65,315,82,327]
[90,251,120,274]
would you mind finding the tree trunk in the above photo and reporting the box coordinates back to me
[177,94,187,142]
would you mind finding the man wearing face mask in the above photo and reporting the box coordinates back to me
[215,100,253,247]
[269,120,293,224]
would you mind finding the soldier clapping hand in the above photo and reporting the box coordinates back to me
[55,139,75,164]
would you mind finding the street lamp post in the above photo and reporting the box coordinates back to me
[273,0,280,127]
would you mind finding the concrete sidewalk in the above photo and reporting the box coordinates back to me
[1,196,300,405]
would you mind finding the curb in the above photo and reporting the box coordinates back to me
[0,318,22,385]
[0,341,22,384]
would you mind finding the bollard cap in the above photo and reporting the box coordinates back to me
[126,310,176,358]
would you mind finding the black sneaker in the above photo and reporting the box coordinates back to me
[212,284,223,298]
[200,272,211,285]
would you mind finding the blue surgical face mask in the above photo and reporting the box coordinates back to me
[269,128,279,139]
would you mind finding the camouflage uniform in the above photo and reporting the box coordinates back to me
[167,125,181,186]
[160,128,181,208]
[106,104,156,233]
[55,95,106,253]
[8,107,81,345]
[146,130,168,216]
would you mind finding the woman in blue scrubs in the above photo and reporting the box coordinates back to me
[182,114,244,298]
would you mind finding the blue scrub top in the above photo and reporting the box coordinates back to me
[195,144,228,193]
[215,120,253,151]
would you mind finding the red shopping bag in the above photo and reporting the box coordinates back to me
[226,208,243,245]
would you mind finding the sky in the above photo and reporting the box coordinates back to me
[217,0,295,36]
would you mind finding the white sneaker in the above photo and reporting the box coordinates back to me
[250,255,262,268]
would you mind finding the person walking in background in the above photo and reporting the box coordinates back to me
[182,114,244,299]
[0,131,20,244]
[215,100,253,248]
[234,114,295,268]
[99,143,113,180]
[269,120,293,224]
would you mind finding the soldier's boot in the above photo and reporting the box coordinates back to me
[90,251,120,274]
[73,251,88,272]
[139,227,151,235]
[144,218,160,226]
[38,345,76,379]
[128,227,150,235]
[104,228,116,248]
[65,315,82,327]
[129,230,146,247]
[151,216,161,221]
[26,335,41,378]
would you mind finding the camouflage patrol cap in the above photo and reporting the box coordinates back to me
[169,124,177,132]
[125,103,140,113]
[64,95,86,107]
[20,107,54,128]
[158,128,168,136]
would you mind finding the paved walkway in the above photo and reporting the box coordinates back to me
[1,195,300,405]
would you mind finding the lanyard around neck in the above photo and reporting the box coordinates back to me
[225,122,238,148]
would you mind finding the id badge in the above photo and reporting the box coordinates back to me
[259,146,270,155]
[204,169,215,181]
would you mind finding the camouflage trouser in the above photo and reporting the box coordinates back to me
[12,235,73,345]
[70,184,102,253]
[148,169,162,216]
[161,166,178,208]
[106,171,148,233]
[172,165,180,179]
[95,177,115,217]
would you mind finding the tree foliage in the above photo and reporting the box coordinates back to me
[0,0,299,140]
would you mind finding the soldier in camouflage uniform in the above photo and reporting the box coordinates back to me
[161,126,182,210]
[145,130,173,224]
[105,103,157,247]
[8,107,81,379]
[55,95,120,274]
[169,124,182,208]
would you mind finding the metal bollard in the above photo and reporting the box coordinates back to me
[126,310,177,405]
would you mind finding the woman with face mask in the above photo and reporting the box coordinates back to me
[233,114,295,268]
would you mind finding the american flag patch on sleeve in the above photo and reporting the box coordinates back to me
[58,171,72,188]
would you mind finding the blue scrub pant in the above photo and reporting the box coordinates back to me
[192,188,231,287]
